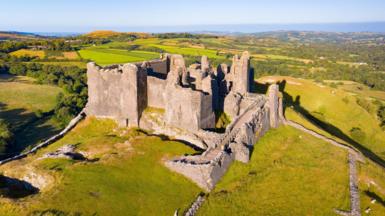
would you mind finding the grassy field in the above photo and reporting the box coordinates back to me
[198,126,350,215]
[258,76,385,161]
[78,48,159,65]
[0,118,201,215]
[323,80,385,101]
[45,51,79,60]
[10,49,45,58]
[0,74,62,130]
[0,74,63,155]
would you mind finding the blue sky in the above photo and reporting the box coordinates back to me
[1,0,385,32]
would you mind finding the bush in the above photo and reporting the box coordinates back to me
[0,119,13,153]
[356,97,373,113]
[342,97,349,104]
[349,127,366,143]
[377,106,385,129]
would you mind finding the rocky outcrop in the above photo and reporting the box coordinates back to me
[42,144,86,161]
[0,175,39,198]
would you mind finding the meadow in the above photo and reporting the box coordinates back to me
[198,126,350,215]
[0,118,201,215]
[0,74,62,155]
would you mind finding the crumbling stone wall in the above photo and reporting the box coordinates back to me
[163,55,216,131]
[165,96,277,191]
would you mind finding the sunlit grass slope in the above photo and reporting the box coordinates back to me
[198,126,350,215]
[258,76,385,161]
[0,118,201,215]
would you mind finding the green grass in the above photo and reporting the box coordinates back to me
[258,76,385,161]
[78,48,159,65]
[0,118,201,215]
[198,126,350,215]
[0,74,62,130]
[359,161,385,215]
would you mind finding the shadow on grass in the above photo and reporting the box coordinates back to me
[365,190,385,208]
[0,175,39,198]
[0,102,61,160]
[137,129,204,153]
[254,79,385,169]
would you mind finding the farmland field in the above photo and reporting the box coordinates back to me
[10,49,45,58]
[78,48,159,65]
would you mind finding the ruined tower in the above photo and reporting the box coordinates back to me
[86,62,147,127]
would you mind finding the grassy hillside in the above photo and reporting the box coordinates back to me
[0,74,61,129]
[258,76,385,162]
[0,118,201,215]
[0,74,62,154]
[198,126,350,215]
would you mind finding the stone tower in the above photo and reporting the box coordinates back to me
[230,51,250,94]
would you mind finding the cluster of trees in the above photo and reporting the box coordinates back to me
[0,41,27,53]
[251,59,385,91]
[0,119,12,153]
[30,39,74,51]
[5,63,87,126]
[378,106,385,129]
[154,33,218,39]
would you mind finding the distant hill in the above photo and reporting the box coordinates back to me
[83,30,150,39]
[247,31,385,43]
[0,31,44,40]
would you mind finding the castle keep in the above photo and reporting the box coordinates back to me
[86,52,283,191]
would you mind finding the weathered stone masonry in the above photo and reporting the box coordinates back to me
[86,52,283,191]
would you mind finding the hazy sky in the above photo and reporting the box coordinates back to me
[1,0,385,32]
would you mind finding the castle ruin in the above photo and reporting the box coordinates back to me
[86,51,283,191]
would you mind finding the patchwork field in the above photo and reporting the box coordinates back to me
[10,49,45,59]
[0,118,201,215]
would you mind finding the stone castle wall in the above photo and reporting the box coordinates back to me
[147,76,166,108]
[163,85,215,131]
[86,62,147,127]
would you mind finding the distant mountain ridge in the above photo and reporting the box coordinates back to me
[0,31,44,40]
